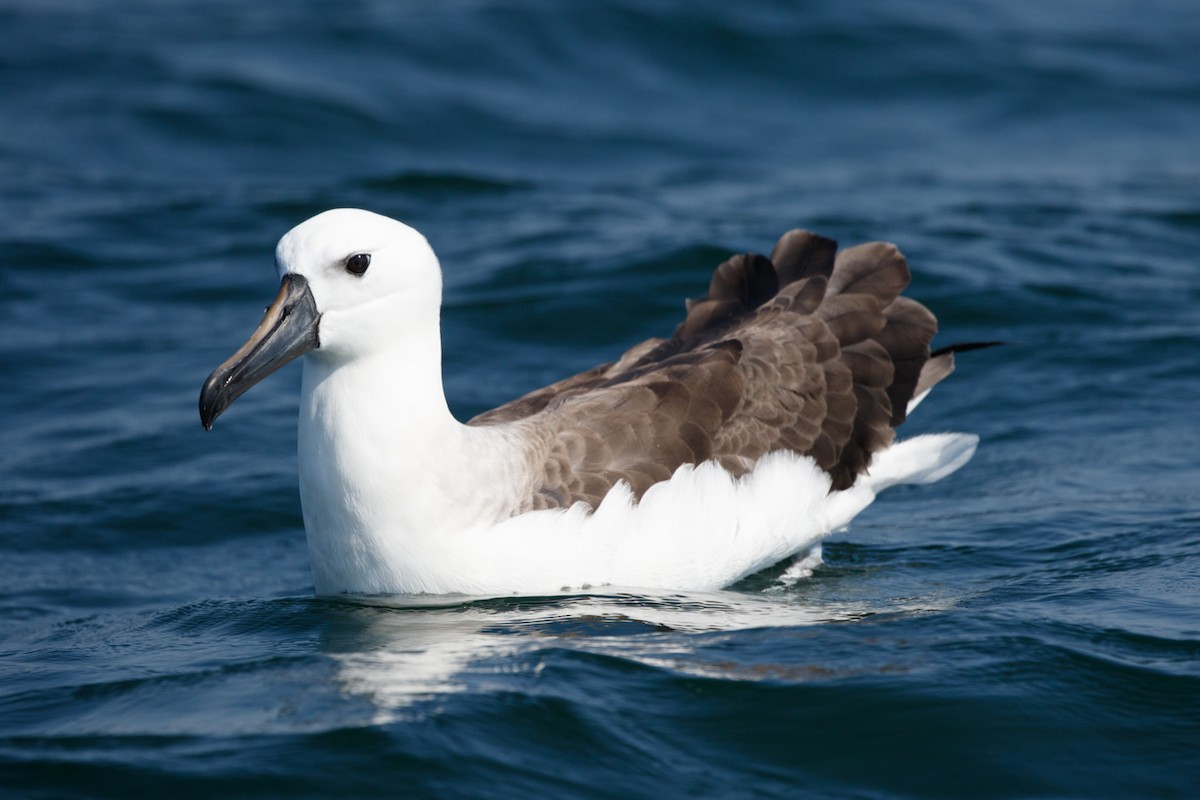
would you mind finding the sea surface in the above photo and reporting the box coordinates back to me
[1,1,1198,797]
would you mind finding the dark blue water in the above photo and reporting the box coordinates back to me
[2,1,1198,797]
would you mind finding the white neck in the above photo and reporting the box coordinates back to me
[295,309,531,594]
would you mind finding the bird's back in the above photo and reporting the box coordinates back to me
[470,230,944,511]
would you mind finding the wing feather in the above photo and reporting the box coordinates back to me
[470,229,950,509]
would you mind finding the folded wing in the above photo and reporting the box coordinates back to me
[470,230,952,510]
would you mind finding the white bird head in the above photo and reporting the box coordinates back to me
[200,209,443,429]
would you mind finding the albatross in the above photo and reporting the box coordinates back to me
[200,208,982,596]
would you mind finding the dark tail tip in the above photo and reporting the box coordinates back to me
[931,341,1005,358]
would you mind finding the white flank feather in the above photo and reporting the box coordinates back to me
[305,432,978,596]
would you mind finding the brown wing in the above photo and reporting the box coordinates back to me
[469,230,941,509]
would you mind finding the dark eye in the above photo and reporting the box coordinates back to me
[345,253,371,276]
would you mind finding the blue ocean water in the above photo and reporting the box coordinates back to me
[2,0,1198,797]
